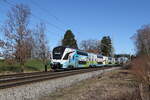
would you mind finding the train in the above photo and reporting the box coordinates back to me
[50,46,122,70]
[117,57,129,64]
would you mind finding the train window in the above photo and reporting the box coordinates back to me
[77,51,88,56]
[63,53,70,60]
[63,51,74,60]
[78,61,87,64]
[73,55,74,60]
[97,55,103,59]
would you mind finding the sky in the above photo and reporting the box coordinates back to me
[0,0,150,54]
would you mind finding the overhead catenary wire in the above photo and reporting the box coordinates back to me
[5,0,82,44]
[29,0,71,29]
[1,0,63,41]
[4,0,65,32]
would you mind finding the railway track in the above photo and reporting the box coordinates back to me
[0,67,113,89]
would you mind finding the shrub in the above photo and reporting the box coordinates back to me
[131,55,150,84]
[131,55,150,100]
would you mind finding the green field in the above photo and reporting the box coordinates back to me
[0,59,51,73]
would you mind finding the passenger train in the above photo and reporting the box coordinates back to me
[51,46,117,70]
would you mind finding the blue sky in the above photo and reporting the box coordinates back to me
[0,0,150,54]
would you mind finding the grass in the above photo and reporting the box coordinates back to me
[0,59,51,74]
[0,60,21,73]
[40,69,141,100]
[25,59,45,71]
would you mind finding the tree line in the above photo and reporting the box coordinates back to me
[61,30,114,56]
[0,3,114,72]
[0,4,49,72]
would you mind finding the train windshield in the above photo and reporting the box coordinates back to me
[52,46,66,59]
[97,55,103,59]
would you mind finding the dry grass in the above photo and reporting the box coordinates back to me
[130,55,150,100]
[131,55,150,84]
[40,69,141,100]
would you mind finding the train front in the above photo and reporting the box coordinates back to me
[51,46,66,70]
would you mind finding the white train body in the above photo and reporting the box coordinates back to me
[51,46,117,69]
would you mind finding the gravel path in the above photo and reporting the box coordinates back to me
[40,69,141,100]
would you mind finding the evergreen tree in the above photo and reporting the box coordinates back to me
[62,30,78,49]
[100,36,113,56]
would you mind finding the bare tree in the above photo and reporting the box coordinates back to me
[133,25,150,56]
[34,23,49,65]
[0,39,5,57]
[25,31,34,59]
[3,4,31,72]
[0,40,4,47]
[132,25,150,100]
[80,39,100,54]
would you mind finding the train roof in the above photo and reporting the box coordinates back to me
[53,46,104,56]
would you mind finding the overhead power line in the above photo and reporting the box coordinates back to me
[2,0,62,37]
[4,0,65,32]
[30,0,69,28]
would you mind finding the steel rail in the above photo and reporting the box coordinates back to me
[0,67,110,89]
[0,67,103,83]
[0,67,96,79]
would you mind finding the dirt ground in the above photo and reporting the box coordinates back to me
[41,69,142,100]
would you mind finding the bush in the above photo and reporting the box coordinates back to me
[131,55,150,83]
[131,55,150,100]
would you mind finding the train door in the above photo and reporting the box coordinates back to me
[73,54,78,68]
